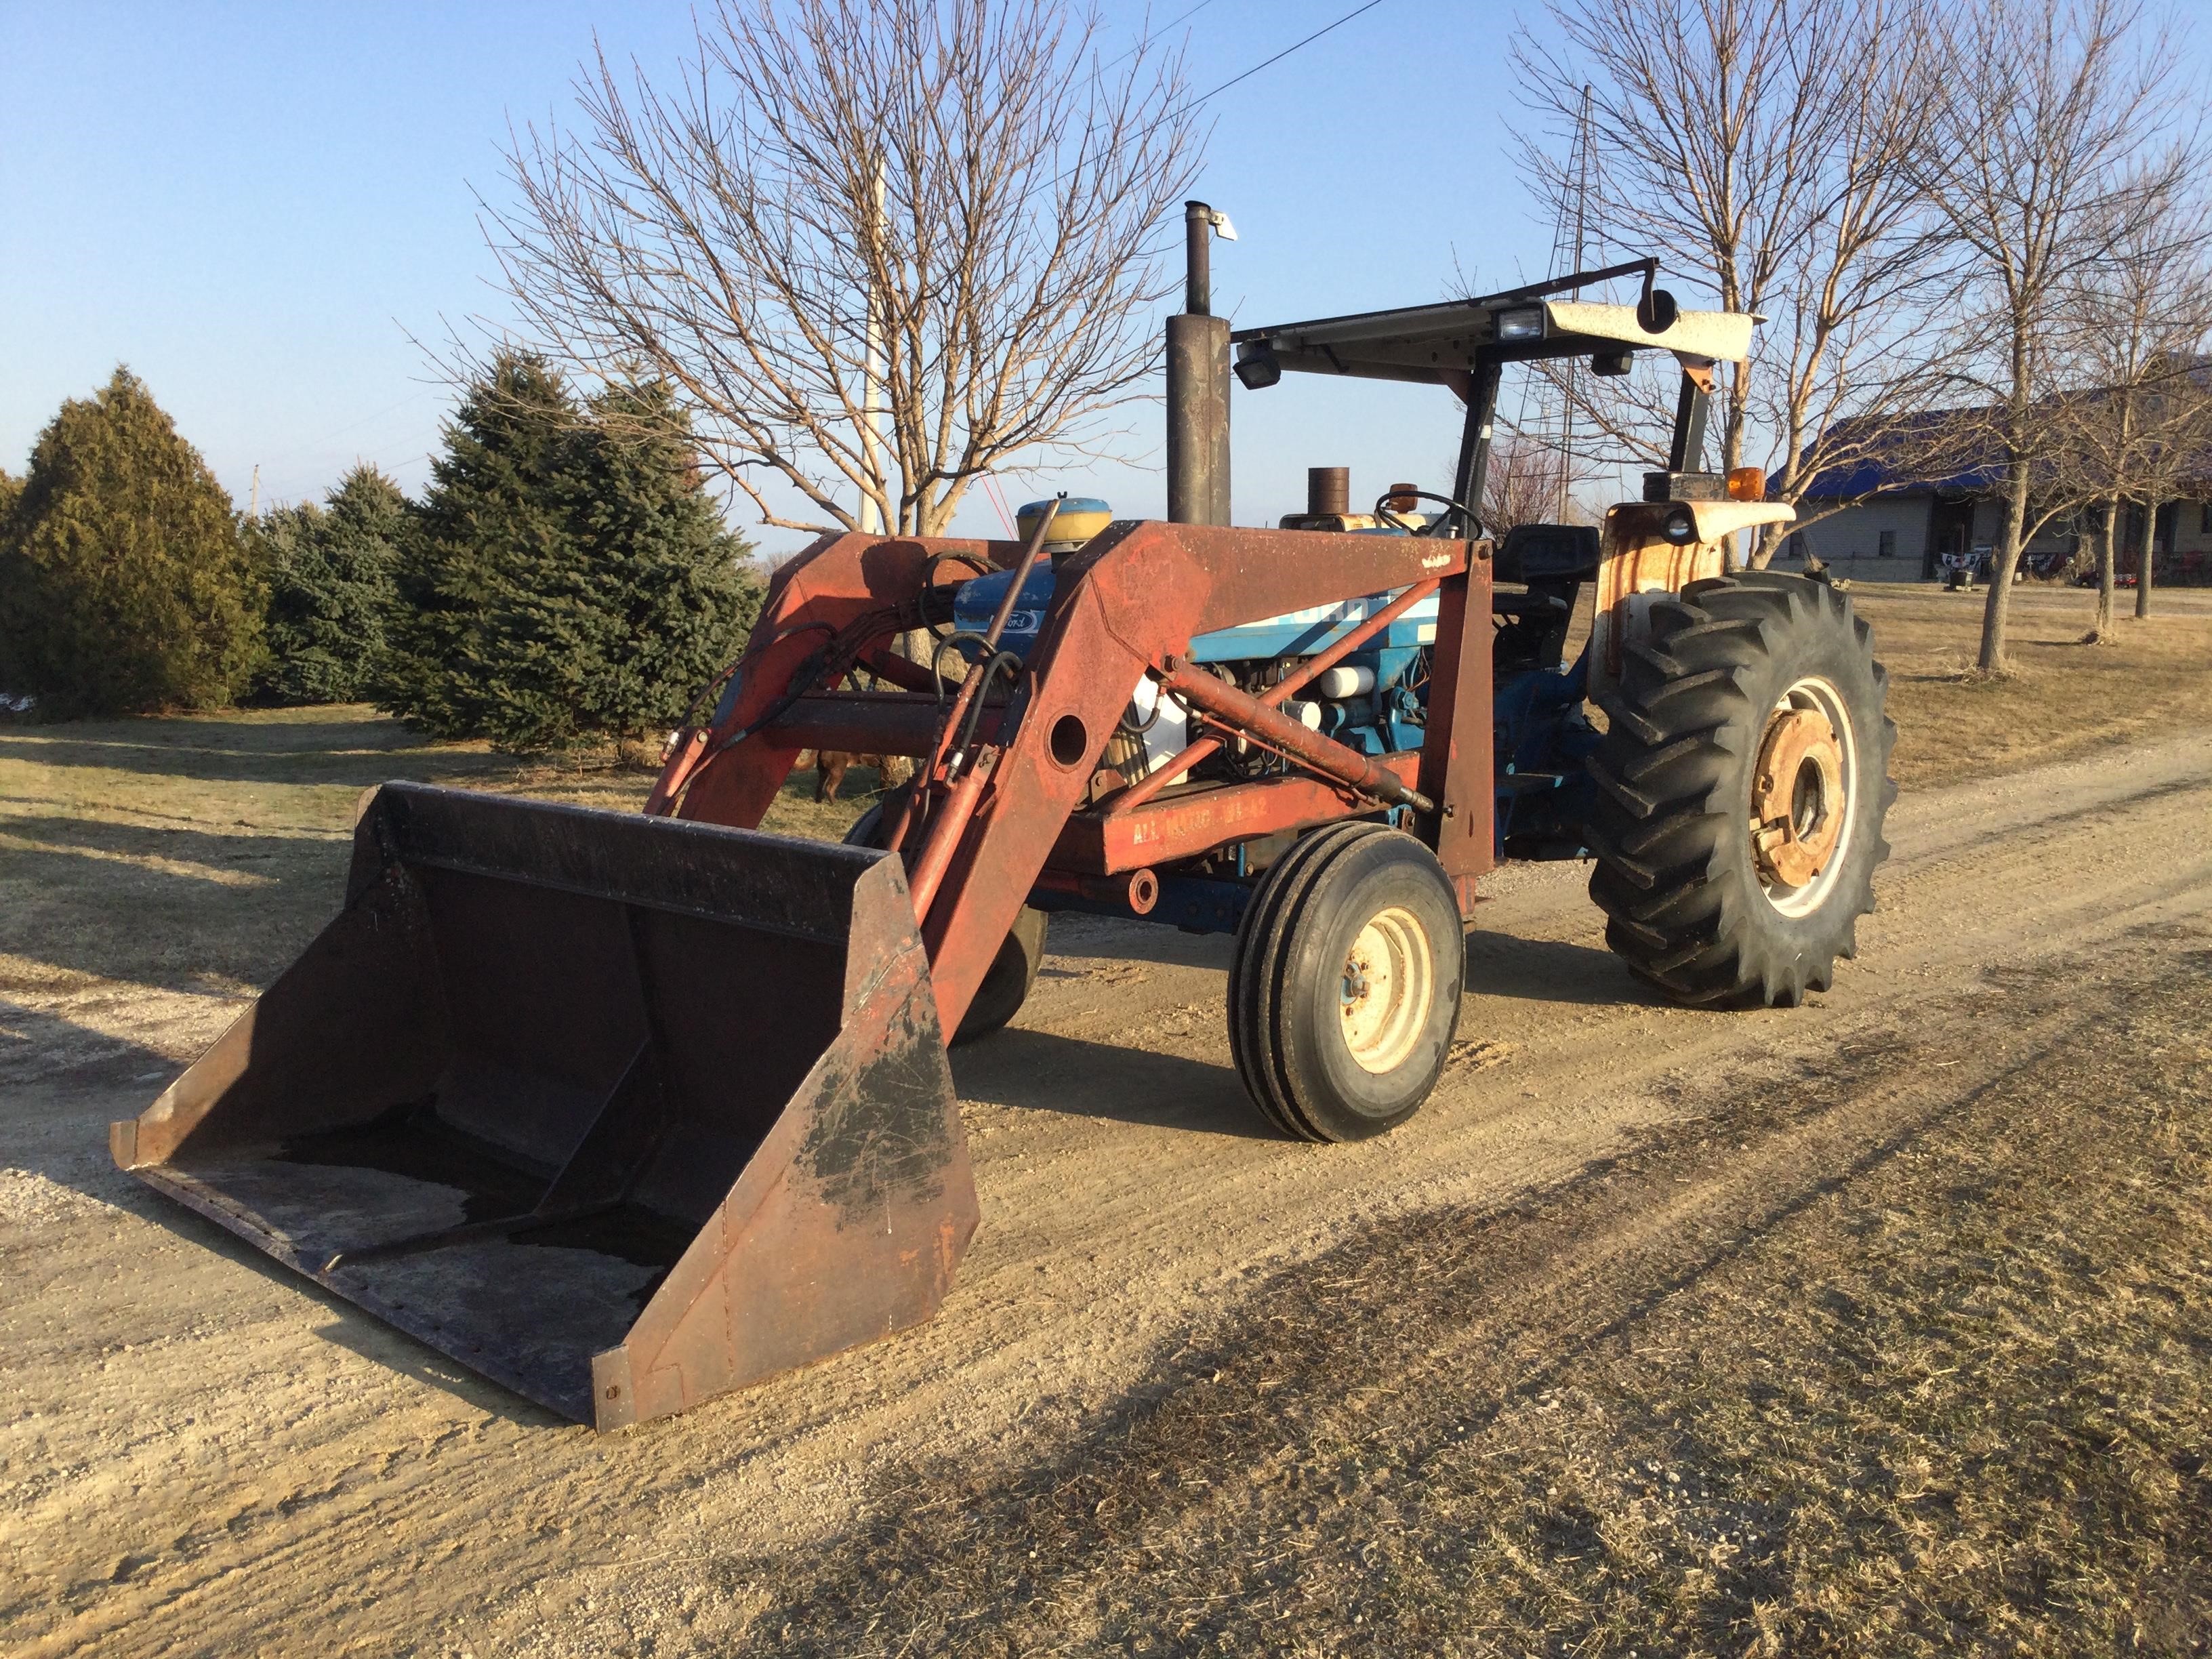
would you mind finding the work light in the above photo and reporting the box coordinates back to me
[1234,345,1283,390]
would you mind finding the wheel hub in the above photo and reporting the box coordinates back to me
[1338,906,1432,1075]
[1751,707,1845,888]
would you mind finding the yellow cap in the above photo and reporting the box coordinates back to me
[1017,496,1113,546]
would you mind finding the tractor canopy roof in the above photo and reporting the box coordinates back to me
[1231,275,1758,390]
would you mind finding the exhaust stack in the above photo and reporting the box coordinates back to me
[1165,199,1233,526]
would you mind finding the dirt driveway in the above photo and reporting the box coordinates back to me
[5,606,2212,1654]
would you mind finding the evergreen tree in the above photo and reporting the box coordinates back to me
[247,501,328,695]
[382,356,760,752]
[251,464,405,704]
[0,369,261,716]
[525,380,760,752]
[381,352,577,741]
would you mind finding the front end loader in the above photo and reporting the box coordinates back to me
[115,229,1893,1429]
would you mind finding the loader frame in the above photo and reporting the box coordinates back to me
[649,518,1497,1040]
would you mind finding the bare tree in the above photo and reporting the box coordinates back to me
[1745,0,1958,563]
[485,0,1200,539]
[1510,0,1954,560]
[2123,358,2212,618]
[1912,0,2199,670]
[1482,429,1597,529]
[2056,205,2212,638]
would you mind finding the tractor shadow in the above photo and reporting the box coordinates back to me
[1463,930,1672,1009]
[950,1027,1273,1141]
[1042,917,1667,1012]
[1030,911,1232,972]
[310,1318,571,1429]
[1038,906,1671,1016]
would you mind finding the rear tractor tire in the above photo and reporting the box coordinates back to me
[1229,823,1465,1142]
[845,795,1048,1046]
[1586,571,1896,1007]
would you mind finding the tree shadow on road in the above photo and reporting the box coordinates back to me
[0,715,514,790]
[0,815,345,996]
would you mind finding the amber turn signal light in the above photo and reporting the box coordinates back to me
[1725,466,1767,501]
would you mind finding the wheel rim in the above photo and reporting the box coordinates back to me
[1339,905,1433,1073]
[1751,676,1857,918]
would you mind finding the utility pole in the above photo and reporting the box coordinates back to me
[249,464,260,520]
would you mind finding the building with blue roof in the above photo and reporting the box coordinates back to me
[1778,402,2212,585]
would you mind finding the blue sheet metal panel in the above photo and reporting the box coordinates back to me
[950,565,1059,659]
[1490,654,1602,856]
[954,567,1441,668]
[1186,590,1441,663]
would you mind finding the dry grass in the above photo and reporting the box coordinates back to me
[0,708,880,1013]
[1845,583,2212,792]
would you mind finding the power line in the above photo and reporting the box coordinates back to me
[287,386,441,455]
[1185,0,1385,107]
[1033,0,1389,202]
[1099,0,1220,73]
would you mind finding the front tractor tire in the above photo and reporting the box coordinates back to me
[846,794,1048,1046]
[1586,571,1896,1008]
[1229,824,1466,1142]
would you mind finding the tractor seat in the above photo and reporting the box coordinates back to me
[1494,523,1601,586]
[1491,591,1571,619]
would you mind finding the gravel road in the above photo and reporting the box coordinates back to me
[5,727,2210,1657]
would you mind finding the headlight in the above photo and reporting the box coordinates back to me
[1660,506,1698,545]
[1495,307,1544,342]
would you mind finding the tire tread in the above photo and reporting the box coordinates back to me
[1586,572,1896,1007]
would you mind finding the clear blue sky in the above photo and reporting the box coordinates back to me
[3,1,1595,557]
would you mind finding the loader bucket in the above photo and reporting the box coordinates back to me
[111,783,977,1430]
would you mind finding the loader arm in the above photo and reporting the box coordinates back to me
[656,531,1031,829]
[655,521,1494,1038]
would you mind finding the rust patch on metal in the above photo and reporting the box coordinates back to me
[1752,708,1845,887]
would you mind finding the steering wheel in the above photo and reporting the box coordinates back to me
[1373,489,1481,539]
